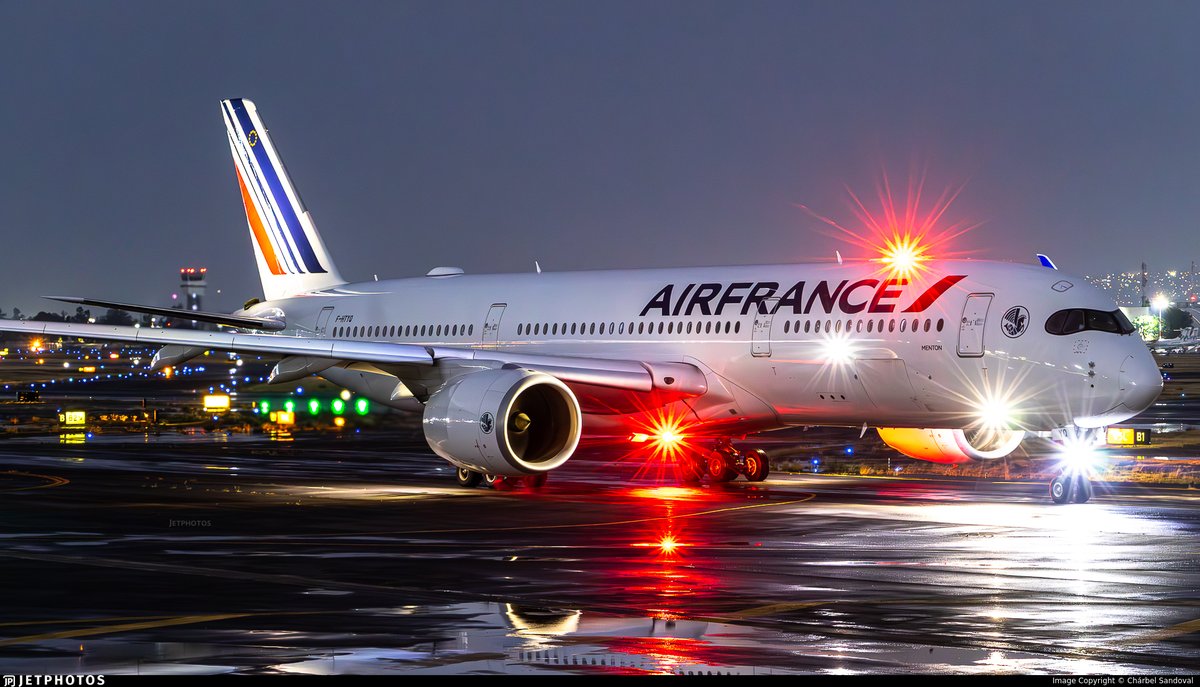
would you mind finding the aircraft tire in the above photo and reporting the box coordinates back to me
[707,451,737,482]
[744,449,770,482]
[1050,475,1070,504]
[456,467,483,488]
[1071,474,1092,504]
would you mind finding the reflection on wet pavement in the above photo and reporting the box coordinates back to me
[0,435,1197,674]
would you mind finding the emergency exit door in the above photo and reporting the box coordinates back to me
[483,303,507,344]
[957,294,992,357]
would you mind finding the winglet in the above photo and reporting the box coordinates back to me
[1036,254,1058,270]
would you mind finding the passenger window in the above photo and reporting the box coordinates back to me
[735,321,741,334]
[936,319,944,332]
[856,320,863,333]
[900,320,907,332]
[804,321,811,334]
[923,319,931,333]
[867,320,873,333]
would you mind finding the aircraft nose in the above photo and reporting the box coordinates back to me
[1118,351,1163,415]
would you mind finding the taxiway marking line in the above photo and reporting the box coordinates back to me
[719,600,827,619]
[0,471,69,491]
[0,614,187,628]
[0,613,256,646]
[1120,616,1200,645]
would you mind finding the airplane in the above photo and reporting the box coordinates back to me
[0,99,1162,504]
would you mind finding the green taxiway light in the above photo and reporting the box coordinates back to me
[331,399,345,415]
[308,399,320,415]
[355,398,369,415]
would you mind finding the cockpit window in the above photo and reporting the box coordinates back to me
[1045,308,1135,336]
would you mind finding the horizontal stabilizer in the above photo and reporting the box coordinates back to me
[44,296,285,331]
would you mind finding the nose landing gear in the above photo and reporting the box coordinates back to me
[1050,472,1093,504]
[680,439,771,484]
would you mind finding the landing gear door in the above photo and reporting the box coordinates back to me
[957,294,993,358]
[751,297,779,358]
[483,303,507,345]
[315,306,335,335]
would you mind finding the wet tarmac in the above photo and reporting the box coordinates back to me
[0,434,1197,675]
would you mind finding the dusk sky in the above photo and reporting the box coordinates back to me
[1,1,1198,313]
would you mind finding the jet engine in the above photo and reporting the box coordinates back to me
[423,368,582,476]
[876,427,1025,464]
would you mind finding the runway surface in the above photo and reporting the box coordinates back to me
[0,433,1197,675]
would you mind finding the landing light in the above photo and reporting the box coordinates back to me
[820,334,855,365]
[1057,428,1103,475]
[975,395,1016,430]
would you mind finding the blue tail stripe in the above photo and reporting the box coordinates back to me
[225,102,303,274]
[228,99,326,274]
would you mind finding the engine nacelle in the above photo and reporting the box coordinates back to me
[423,368,582,476]
[877,427,1025,464]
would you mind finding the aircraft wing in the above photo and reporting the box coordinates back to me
[0,319,706,396]
[43,296,286,331]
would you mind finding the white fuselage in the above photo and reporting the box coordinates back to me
[250,259,1161,437]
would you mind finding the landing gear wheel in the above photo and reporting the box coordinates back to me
[707,451,737,482]
[744,449,770,482]
[677,456,705,484]
[1050,475,1070,504]
[483,473,510,490]
[1071,474,1092,504]
[456,467,482,488]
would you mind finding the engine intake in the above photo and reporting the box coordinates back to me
[423,368,582,476]
[877,427,1025,464]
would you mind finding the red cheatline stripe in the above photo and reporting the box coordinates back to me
[903,275,966,313]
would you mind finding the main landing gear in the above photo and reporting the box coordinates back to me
[1050,471,1092,504]
[455,467,547,490]
[679,439,770,484]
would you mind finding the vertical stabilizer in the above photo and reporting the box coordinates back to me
[221,98,345,300]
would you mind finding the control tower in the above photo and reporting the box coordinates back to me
[180,267,207,313]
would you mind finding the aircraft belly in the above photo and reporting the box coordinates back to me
[730,353,870,424]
